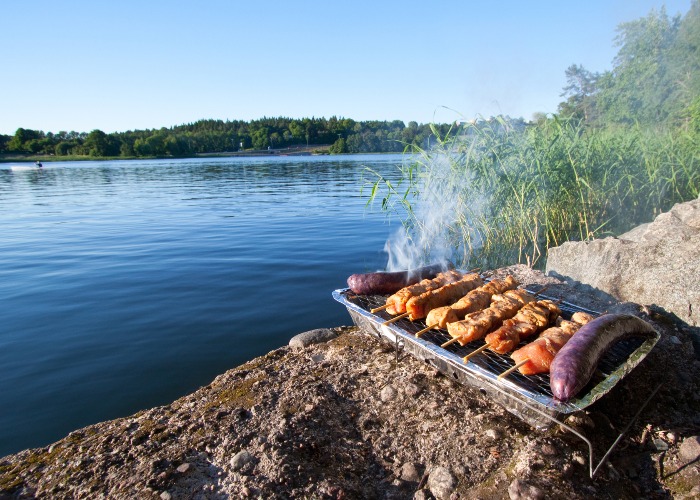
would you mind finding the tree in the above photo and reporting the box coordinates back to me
[596,8,680,124]
[329,137,347,154]
[558,64,600,122]
[8,128,41,152]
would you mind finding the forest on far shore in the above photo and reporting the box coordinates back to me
[0,117,461,159]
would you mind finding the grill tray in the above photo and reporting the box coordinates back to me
[333,285,659,430]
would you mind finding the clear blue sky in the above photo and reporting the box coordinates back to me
[1,0,692,135]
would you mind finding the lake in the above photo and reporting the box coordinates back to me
[0,155,406,457]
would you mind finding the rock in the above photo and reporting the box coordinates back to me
[176,462,191,473]
[288,328,338,349]
[414,490,431,500]
[404,381,423,398]
[546,196,700,326]
[679,435,700,462]
[428,466,457,500]
[508,479,545,500]
[231,450,254,471]
[540,443,558,457]
[484,428,501,441]
[160,492,172,500]
[401,462,422,482]
[653,438,669,451]
[380,384,398,402]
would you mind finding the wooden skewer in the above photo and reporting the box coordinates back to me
[462,343,489,362]
[415,324,437,338]
[497,359,529,380]
[382,312,410,325]
[370,303,391,313]
[441,337,460,348]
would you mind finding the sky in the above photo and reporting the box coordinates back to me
[1,0,693,135]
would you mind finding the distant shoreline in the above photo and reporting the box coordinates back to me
[0,145,345,163]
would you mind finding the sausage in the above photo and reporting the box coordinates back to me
[347,263,452,295]
[550,314,656,401]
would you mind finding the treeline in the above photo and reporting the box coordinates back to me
[0,117,456,158]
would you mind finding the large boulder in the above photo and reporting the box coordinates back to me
[546,196,700,326]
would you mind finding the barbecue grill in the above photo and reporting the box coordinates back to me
[333,277,660,478]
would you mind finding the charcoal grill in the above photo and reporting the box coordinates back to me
[333,277,660,478]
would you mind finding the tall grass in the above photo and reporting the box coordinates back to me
[367,117,699,270]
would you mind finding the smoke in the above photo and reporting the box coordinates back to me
[383,132,486,272]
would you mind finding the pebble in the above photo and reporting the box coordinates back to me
[565,414,595,430]
[160,492,172,500]
[679,435,700,462]
[540,443,558,457]
[356,365,369,376]
[380,384,398,402]
[176,463,191,474]
[427,466,457,500]
[508,479,545,500]
[653,438,669,451]
[231,450,254,471]
[669,335,682,345]
[288,328,338,349]
[401,462,421,482]
[484,428,501,441]
[414,490,431,500]
[404,381,423,398]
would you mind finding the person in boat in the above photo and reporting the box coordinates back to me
[35,161,43,168]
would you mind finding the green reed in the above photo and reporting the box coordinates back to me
[366,117,699,270]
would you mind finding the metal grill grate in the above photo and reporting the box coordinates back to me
[334,286,657,420]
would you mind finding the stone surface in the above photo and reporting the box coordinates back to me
[546,196,700,326]
[288,328,338,349]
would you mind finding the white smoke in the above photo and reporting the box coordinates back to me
[384,133,485,271]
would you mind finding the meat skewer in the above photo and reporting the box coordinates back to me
[442,289,537,347]
[500,311,596,379]
[462,299,562,362]
[483,300,562,353]
[414,276,519,337]
[382,270,464,315]
[404,272,484,320]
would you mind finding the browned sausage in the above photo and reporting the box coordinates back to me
[550,314,656,401]
[347,263,452,295]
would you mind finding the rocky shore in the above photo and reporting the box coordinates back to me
[1,263,699,499]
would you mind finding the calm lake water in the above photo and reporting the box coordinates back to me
[0,155,405,457]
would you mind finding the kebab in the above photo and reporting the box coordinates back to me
[415,275,519,337]
[442,289,537,347]
[483,300,562,353]
[500,311,596,378]
[375,269,464,315]
[403,272,484,320]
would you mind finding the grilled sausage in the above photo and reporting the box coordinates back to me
[347,263,452,295]
[550,314,656,401]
